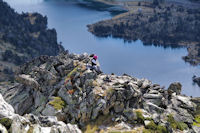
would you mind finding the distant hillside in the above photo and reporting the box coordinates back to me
[88,2,200,65]
[0,0,64,81]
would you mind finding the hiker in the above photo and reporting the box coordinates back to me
[87,54,102,74]
[91,55,98,68]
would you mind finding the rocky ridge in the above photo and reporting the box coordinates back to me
[0,0,64,82]
[88,2,200,66]
[1,51,200,132]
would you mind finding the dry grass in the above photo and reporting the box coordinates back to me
[83,115,114,133]
[48,97,65,111]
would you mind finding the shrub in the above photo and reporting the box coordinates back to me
[143,120,168,133]
[193,115,200,127]
[145,121,167,133]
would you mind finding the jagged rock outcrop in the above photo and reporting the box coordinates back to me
[0,93,81,133]
[88,2,200,65]
[193,75,200,87]
[0,0,64,82]
[1,51,200,132]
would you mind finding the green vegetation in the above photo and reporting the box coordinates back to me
[108,130,140,133]
[66,66,79,78]
[48,97,66,110]
[135,110,145,124]
[0,117,12,129]
[145,121,157,130]
[193,102,200,127]
[167,114,188,131]
[157,125,168,133]
[193,115,200,127]
[144,121,167,133]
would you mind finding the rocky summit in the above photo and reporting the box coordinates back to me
[0,0,64,82]
[0,51,200,133]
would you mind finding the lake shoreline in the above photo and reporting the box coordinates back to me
[88,1,200,66]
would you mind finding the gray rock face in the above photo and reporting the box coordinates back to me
[42,104,58,116]
[170,95,196,124]
[143,93,163,106]
[8,86,33,115]
[143,102,165,114]
[176,95,196,111]
[0,94,15,119]
[16,74,39,90]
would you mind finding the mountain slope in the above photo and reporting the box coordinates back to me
[0,0,64,81]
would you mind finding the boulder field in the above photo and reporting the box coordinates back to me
[1,51,200,133]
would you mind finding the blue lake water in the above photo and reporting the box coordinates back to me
[5,0,200,97]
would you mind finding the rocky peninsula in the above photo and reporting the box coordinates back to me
[0,51,200,132]
[0,0,64,82]
[88,1,200,66]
